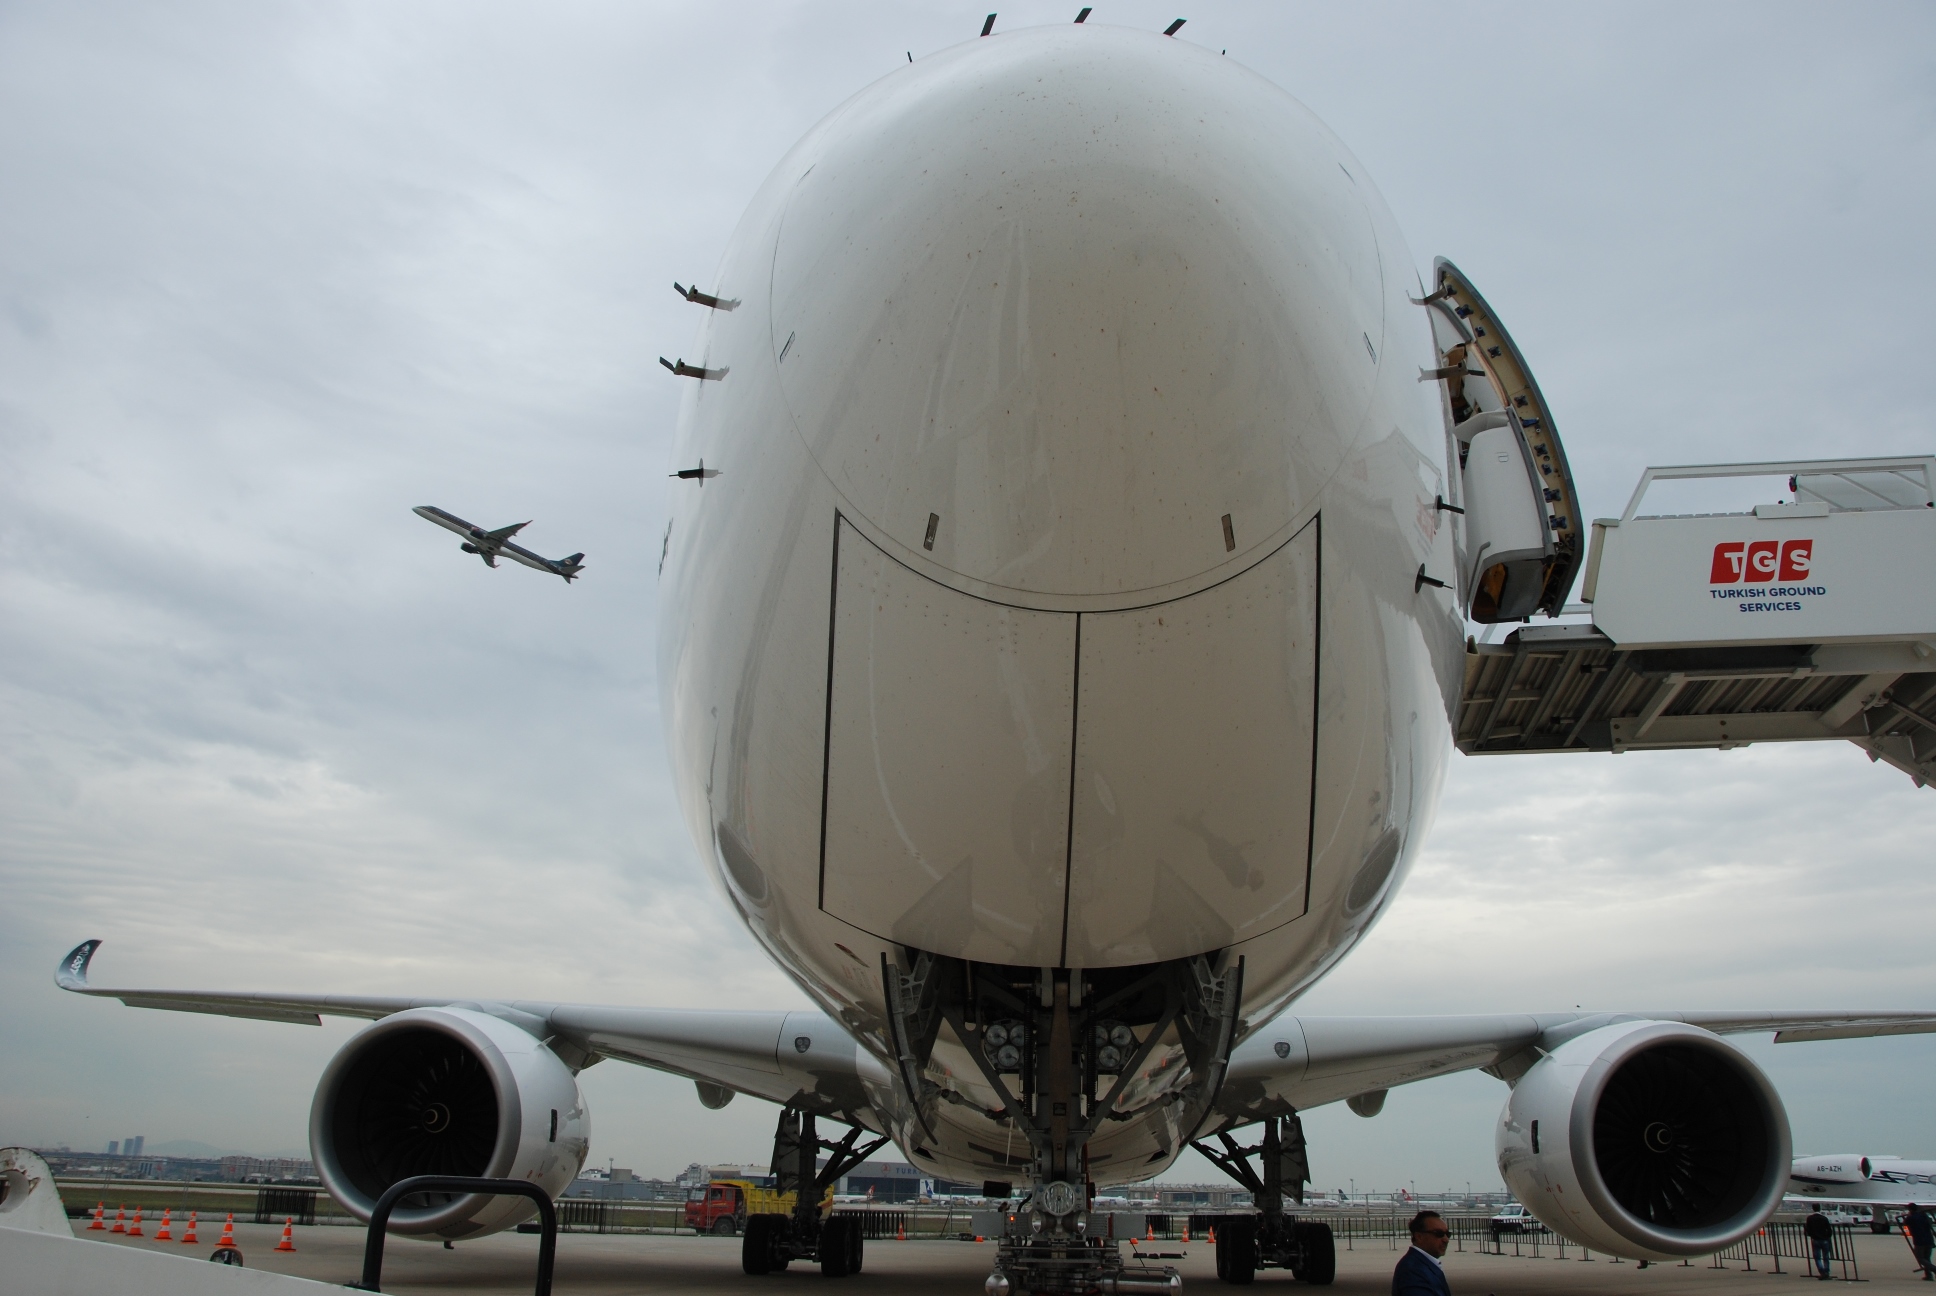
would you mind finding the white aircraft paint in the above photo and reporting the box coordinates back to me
[657,22,1457,1184]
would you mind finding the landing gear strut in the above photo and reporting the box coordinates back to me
[741,1104,888,1278]
[1190,1114,1335,1285]
[883,953,1242,1295]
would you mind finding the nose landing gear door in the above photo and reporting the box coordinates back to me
[1417,257,1582,622]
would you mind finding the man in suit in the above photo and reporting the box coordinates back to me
[1393,1209,1452,1296]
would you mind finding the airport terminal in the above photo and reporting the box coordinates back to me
[4,8,1933,1296]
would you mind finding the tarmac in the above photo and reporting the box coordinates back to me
[69,1222,1936,1294]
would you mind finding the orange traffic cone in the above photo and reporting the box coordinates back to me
[214,1213,239,1251]
[181,1211,199,1244]
[88,1203,106,1230]
[155,1209,173,1241]
[128,1207,144,1237]
[275,1218,297,1252]
[896,1220,907,1241]
[111,1205,127,1234]
[1183,1223,1192,1243]
[1209,1226,1217,1244]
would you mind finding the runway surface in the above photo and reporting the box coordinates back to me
[71,1222,1930,1293]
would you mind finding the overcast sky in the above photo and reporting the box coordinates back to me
[3,1,1934,1195]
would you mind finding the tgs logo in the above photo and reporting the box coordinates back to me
[1710,538,1812,584]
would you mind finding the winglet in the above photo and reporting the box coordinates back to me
[57,939,103,991]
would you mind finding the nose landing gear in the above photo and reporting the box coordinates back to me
[882,953,1242,1295]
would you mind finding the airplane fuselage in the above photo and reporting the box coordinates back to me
[657,25,1463,1185]
[1790,1155,1936,1205]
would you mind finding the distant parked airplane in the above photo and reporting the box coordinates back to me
[412,506,584,582]
[1790,1153,1936,1206]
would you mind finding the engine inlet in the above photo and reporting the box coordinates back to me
[1591,1042,1771,1230]
[328,1026,501,1206]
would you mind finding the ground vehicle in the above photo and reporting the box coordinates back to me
[1490,1204,1547,1237]
[684,1179,831,1236]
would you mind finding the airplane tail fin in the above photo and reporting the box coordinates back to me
[559,554,586,583]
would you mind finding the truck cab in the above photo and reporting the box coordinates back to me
[686,1181,747,1236]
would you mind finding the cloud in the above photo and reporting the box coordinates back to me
[3,0,1933,1191]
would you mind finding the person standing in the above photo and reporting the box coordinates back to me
[1393,1210,1452,1296]
[1803,1207,1834,1280]
[1907,1203,1935,1281]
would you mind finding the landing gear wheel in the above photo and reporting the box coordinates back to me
[820,1215,859,1277]
[1292,1221,1335,1285]
[743,1214,789,1275]
[1217,1215,1257,1285]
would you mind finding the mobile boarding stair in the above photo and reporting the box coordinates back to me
[1455,459,1936,788]
[1418,261,1936,790]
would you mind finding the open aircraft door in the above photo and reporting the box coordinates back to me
[1420,258,1936,789]
[1417,258,1583,623]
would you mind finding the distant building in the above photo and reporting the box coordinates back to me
[218,1155,315,1182]
[125,1136,144,1157]
[107,1141,118,1156]
[835,1160,981,1202]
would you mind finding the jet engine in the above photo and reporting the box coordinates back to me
[1496,1020,1790,1260]
[309,1006,589,1239]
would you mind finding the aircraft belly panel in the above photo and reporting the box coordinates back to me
[820,516,1075,966]
[1066,521,1320,967]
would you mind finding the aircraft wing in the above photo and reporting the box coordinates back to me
[1213,1008,1936,1123]
[54,940,873,1112]
[59,939,1933,1131]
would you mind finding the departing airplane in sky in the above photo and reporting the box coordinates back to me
[412,504,585,582]
[59,20,1935,1293]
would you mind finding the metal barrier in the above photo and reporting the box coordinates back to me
[1335,1214,1495,1254]
[348,1176,556,1295]
[1480,1222,1593,1261]
[254,1187,317,1226]
[556,1199,607,1233]
[842,1209,909,1239]
[1705,1221,1862,1281]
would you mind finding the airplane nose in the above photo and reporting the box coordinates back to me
[767,24,1392,602]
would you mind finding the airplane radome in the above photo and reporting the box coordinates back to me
[57,21,1936,1294]
[660,13,1448,1194]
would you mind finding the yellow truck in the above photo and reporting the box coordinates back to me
[685,1179,833,1235]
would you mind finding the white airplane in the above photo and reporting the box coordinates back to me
[413,505,586,582]
[1791,1155,1936,1208]
[56,20,1936,1292]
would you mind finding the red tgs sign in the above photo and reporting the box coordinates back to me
[1710,539,1812,584]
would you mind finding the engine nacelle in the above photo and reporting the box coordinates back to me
[1496,1020,1790,1260]
[310,1006,589,1239]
